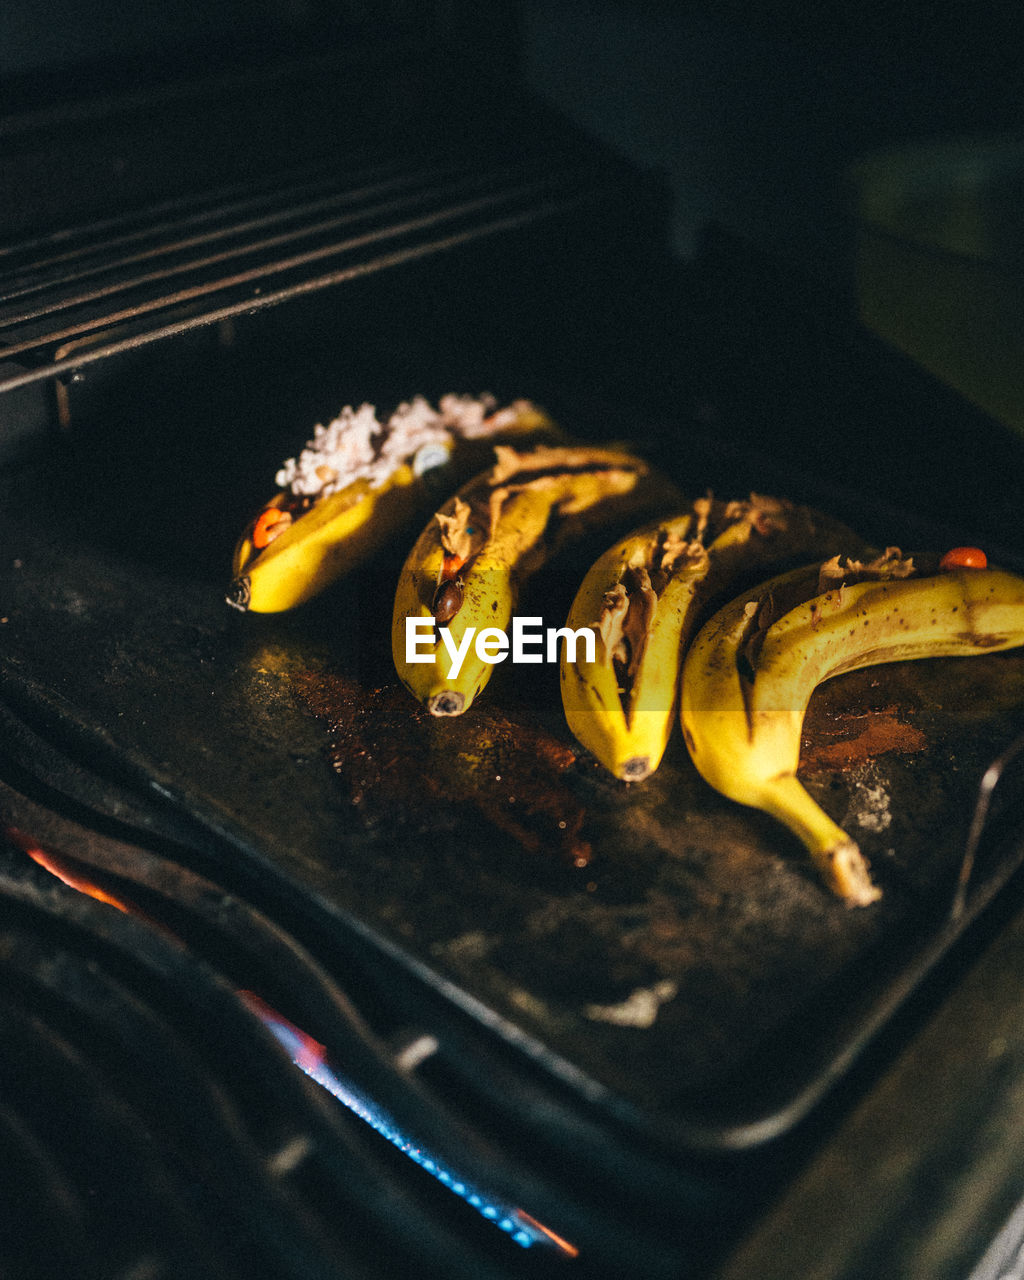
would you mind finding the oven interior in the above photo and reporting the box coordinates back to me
[4,6,1024,1279]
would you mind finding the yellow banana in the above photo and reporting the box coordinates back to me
[228,395,559,612]
[680,552,1024,906]
[392,444,680,716]
[560,494,867,781]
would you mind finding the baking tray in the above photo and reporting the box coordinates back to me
[2,374,1024,1161]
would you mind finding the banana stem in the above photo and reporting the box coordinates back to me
[759,774,881,906]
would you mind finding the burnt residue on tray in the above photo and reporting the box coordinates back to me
[800,701,927,773]
[292,671,592,868]
[264,637,1024,1109]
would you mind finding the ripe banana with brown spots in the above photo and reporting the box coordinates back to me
[392,443,681,716]
[228,395,560,613]
[680,549,1024,905]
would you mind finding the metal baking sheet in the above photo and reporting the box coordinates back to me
[3,404,1024,1159]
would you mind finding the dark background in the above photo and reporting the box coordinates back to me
[4,0,1023,276]
[517,0,1024,272]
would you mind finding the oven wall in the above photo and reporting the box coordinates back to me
[518,0,1024,278]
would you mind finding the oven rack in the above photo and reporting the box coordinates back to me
[0,149,619,400]
[2,23,668,415]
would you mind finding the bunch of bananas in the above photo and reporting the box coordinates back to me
[230,392,1024,906]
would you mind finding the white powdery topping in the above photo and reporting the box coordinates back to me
[273,392,530,500]
[275,402,380,497]
[380,395,455,469]
[438,392,499,438]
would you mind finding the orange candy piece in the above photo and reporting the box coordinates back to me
[939,546,988,571]
[252,507,289,549]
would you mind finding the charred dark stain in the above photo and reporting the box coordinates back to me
[291,672,591,868]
